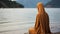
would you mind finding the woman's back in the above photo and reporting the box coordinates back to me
[35,2,51,34]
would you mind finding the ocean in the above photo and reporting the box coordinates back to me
[0,8,60,34]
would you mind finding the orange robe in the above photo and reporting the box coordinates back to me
[35,12,51,34]
[29,2,51,34]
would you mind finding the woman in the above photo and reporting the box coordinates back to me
[29,2,51,34]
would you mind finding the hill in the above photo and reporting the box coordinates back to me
[45,0,60,8]
[0,0,24,8]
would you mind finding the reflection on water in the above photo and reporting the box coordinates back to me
[0,8,60,34]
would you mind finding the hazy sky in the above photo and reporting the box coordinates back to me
[12,0,16,1]
[16,0,51,8]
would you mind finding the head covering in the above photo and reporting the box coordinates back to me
[37,2,45,14]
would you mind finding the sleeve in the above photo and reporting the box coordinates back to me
[35,14,40,29]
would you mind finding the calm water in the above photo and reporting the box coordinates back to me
[0,8,60,34]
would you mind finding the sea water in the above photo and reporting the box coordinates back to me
[0,8,60,34]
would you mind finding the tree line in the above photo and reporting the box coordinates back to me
[0,0,24,8]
